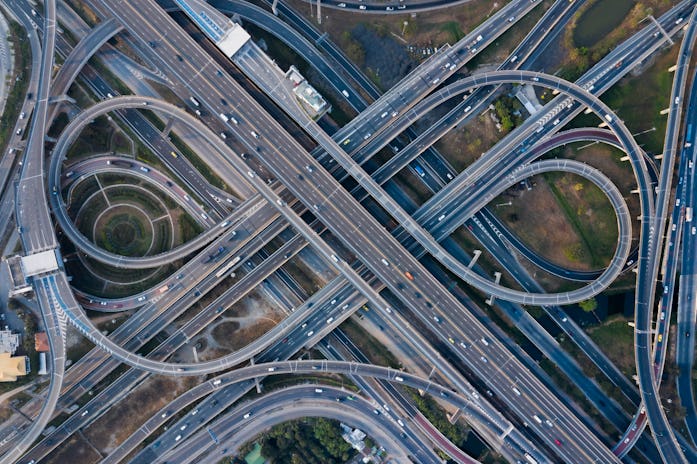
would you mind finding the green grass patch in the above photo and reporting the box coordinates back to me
[599,47,676,154]
[339,318,401,369]
[543,173,600,266]
[0,20,31,155]
[440,21,464,42]
[66,115,114,160]
[587,316,635,378]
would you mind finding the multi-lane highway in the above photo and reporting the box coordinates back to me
[7,0,697,463]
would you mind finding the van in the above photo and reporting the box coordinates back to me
[342,90,350,98]
[331,254,339,263]
[315,388,323,393]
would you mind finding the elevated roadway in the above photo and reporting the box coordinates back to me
[627,6,697,463]
[50,16,123,98]
[159,385,418,464]
[47,96,256,269]
[89,4,633,460]
[4,0,65,461]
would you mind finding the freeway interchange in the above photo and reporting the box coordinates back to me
[4,0,697,463]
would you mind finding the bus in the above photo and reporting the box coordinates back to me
[215,257,240,278]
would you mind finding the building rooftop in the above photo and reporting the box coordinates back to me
[21,250,59,277]
[35,332,49,352]
[0,352,29,382]
[0,330,20,355]
[216,22,251,58]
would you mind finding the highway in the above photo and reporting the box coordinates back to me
[3,1,68,461]
[32,1,660,462]
[90,2,631,461]
[675,9,697,447]
[627,6,697,463]
[159,385,416,464]
[5,0,696,462]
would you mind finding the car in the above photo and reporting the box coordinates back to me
[15,128,21,136]
[137,296,146,302]
[397,4,406,9]
[433,315,441,323]
[359,5,366,9]
[386,6,394,11]
[338,2,346,6]
[175,435,181,442]
[243,412,252,419]
[373,409,380,415]
[448,337,455,344]
[480,356,488,363]
[180,424,187,431]
[305,165,314,173]
[306,330,314,337]
[508,16,515,22]
[687,332,691,338]
[554,439,562,446]
[100,301,107,306]
[19,112,25,119]
[170,151,178,158]
[326,317,334,324]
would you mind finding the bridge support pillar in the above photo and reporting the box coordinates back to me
[250,357,262,393]
[468,250,481,269]
[485,272,501,306]
[448,408,462,424]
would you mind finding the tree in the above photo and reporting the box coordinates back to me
[579,298,597,312]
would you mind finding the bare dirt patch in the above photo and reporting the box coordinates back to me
[435,109,503,172]
[43,434,102,464]
[495,175,587,270]
[83,375,199,454]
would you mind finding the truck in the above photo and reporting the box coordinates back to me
[189,96,200,107]
[158,285,169,294]
[219,113,229,123]
[206,246,227,263]
[687,206,693,222]
[215,257,240,278]
[524,453,539,464]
